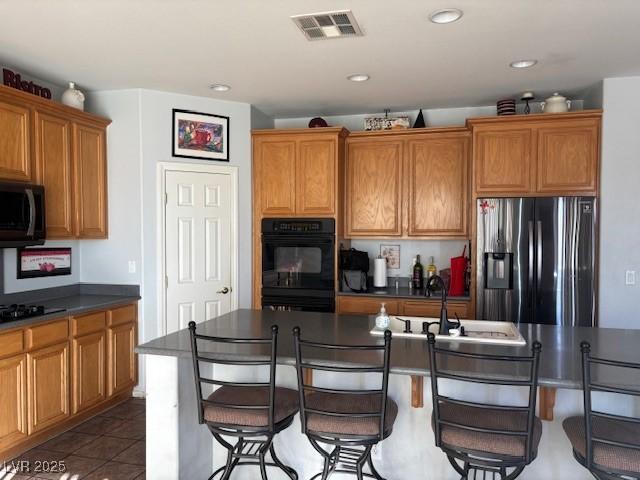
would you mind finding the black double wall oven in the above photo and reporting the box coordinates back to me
[261,218,335,312]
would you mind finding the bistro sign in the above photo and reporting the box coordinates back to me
[3,68,52,99]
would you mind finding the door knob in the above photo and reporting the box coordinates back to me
[217,287,230,294]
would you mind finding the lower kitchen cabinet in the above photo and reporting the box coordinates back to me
[27,342,70,434]
[0,355,28,450]
[337,295,470,319]
[72,331,106,414]
[108,321,137,397]
[0,301,138,460]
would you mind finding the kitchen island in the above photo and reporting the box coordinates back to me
[137,309,639,479]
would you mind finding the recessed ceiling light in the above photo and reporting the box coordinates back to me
[347,73,369,82]
[509,60,538,69]
[209,84,231,92]
[429,8,463,24]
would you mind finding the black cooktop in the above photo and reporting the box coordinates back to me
[0,304,67,323]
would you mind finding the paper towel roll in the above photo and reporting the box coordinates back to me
[373,257,387,287]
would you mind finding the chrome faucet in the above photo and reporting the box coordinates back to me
[425,275,459,335]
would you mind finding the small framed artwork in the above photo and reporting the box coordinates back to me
[172,109,229,161]
[17,248,72,279]
[380,244,401,269]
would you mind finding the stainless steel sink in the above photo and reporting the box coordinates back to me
[370,316,526,346]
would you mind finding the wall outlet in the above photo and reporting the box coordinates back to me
[626,270,636,286]
[128,260,137,274]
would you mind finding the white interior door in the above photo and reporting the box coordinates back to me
[165,169,234,333]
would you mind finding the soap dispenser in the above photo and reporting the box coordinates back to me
[375,302,390,329]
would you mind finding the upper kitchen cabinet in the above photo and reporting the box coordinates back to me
[407,133,470,237]
[536,117,600,194]
[0,85,111,239]
[252,128,348,218]
[345,127,470,239]
[34,111,74,238]
[468,110,602,197]
[73,123,108,238]
[0,95,32,182]
[346,137,403,236]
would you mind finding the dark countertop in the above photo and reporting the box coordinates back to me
[136,309,638,389]
[0,284,140,331]
[338,286,470,301]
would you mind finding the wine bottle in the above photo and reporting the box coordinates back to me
[427,256,437,279]
[413,255,424,290]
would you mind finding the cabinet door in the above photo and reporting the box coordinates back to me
[402,300,469,319]
[0,355,27,449]
[254,138,296,216]
[408,136,469,237]
[346,140,403,236]
[27,342,69,434]
[0,99,32,181]
[296,138,336,215]
[107,322,136,397]
[34,111,74,238]
[337,297,400,315]
[74,123,108,238]
[474,127,534,195]
[72,331,106,414]
[536,119,599,194]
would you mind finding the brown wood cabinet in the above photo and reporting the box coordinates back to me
[469,111,601,197]
[336,295,470,318]
[346,138,404,236]
[0,85,110,239]
[0,98,32,182]
[72,331,106,414]
[407,134,469,237]
[27,342,69,434]
[0,302,138,460]
[34,111,74,237]
[74,124,108,238]
[0,355,27,450]
[345,128,471,238]
[253,128,347,218]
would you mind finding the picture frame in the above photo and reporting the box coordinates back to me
[17,247,72,279]
[172,108,229,161]
[380,244,401,269]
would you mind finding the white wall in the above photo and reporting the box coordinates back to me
[250,106,273,129]
[598,77,640,328]
[137,90,253,356]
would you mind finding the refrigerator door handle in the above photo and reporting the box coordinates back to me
[537,220,543,287]
[528,220,535,291]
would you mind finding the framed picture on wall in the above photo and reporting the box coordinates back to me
[17,247,72,279]
[380,244,401,269]
[172,109,229,161]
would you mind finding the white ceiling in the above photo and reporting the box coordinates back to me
[1,0,640,118]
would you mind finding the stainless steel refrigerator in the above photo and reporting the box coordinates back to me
[476,197,596,326]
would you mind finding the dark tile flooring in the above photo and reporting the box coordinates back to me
[2,398,146,480]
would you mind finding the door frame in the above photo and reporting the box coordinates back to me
[157,161,239,336]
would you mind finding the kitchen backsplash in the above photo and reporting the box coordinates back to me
[346,239,469,277]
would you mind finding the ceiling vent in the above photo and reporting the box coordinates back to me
[291,10,363,41]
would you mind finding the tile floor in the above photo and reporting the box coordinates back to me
[2,398,146,480]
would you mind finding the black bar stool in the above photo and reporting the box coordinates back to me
[293,327,396,480]
[188,321,299,480]
[427,333,543,480]
[563,341,640,479]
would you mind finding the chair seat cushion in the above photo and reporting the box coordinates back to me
[304,391,398,438]
[563,415,640,474]
[204,386,299,428]
[432,403,542,458]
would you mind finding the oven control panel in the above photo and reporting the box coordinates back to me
[262,218,335,234]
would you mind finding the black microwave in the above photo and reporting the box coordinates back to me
[0,182,46,247]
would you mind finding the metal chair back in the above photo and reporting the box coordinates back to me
[293,326,392,443]
[580,341,640,476]
[427,333,542,464]
[188,321,279,434]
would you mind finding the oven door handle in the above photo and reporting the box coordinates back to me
[25,188,36,237]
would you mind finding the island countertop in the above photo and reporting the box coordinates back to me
[136,309,638,389]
